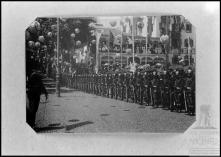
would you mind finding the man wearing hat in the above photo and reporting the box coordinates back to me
[26,70,48,129]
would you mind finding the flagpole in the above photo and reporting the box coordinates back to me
[108,30,110,70]
[188,37,191,66]
[56,17,60,97]
[145,16,148,65]
[132,17,135,64]
[121,28,123,68]
[146,17,148,54]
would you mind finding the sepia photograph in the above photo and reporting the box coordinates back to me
[2,1,220,156]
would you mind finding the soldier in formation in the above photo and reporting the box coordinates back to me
[70,68,195,115]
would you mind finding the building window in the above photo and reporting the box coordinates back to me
[186,23,192,33]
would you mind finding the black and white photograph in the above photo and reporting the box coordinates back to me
[2,1,220,156]
[26,15,196,133]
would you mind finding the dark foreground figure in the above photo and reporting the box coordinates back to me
[26,71,48,128]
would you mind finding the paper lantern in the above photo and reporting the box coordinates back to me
[75,20,81,25]
[61,18,67,22]
[38,35,45,43]
[76,40,81,46]
[30,21,41,31]
[110,21,117,27]
[35,41,41,48]
[90,30,95,35]
[70,33,75,38]
[47,32,52,38]
[88,22,96,28]
[42,45,47,51]
[156,63,161,66]
[91,39,96,44]
[28,41,35,48]
[75,28,80,34]
[137,21,144,28]
[187,69,192,73]
[160,34,169,44]
[51,25,57,31]
[25,31,31,41]
[54,48,57,52]
[63,24,69,31]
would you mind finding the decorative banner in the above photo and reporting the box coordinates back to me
[151,16,161,38]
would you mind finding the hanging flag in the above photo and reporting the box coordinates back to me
[137,16,147,37]
[151,16,161,38]
[169,16,174,31]
[147,16,153,37]
[110,29,122,45]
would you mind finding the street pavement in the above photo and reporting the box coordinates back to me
[35,89,195,133]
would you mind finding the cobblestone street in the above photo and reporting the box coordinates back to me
[35,90,195,133]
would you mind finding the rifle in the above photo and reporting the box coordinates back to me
[149,87,153,106]
[183,89,188,113]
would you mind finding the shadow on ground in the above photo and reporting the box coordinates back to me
[65,121,94,131]
[35,121,94,133]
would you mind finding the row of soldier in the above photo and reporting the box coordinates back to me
[65,68,195,115]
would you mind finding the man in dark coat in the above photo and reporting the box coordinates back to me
[26,70,48,129]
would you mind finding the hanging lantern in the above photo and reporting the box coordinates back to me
[42,45,47,51]
[47,32,53,38]
[160,34,169,44]
[156,63,162,67]
[88,22,96,28]
[70,33,75,38]
[25,31,31,41]
[32,21,41,30]
[75,28,80,34]
[54,48,57,53]
[110,21,117,27]
[60,18,67,22]
[28,25,36,34]
[137,21,144,29]
[28,41,35,48]
[35,41,41,48]
[63,23,69,31]
[28,21,40,33]
[90,30,95,36]
[51,25,57,31]
[76,40,81,46]
[91,39,96,44]
[75,20,81,25]
[38,35,45,43]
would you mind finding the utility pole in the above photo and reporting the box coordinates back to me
[56,17,61,97]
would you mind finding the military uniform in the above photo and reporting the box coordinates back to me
[184,70,195,115]
[151,71,161,107]
[161,71,171,109]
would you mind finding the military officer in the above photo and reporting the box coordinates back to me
[151,70,161,107]
[161,70,171,109]
[184,69,195,115]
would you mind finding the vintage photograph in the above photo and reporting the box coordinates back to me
[26,15,196,133]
